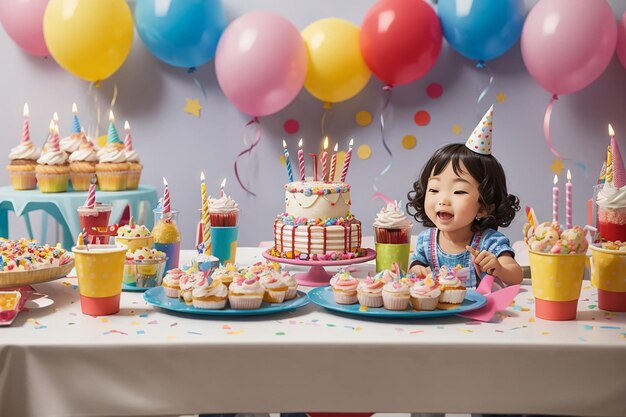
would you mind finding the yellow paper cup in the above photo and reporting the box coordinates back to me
[115,235,154,252]
[529,250,587,320]
[590,245,626,312]
[72,244,127,315]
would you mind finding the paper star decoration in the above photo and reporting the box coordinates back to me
[550,158,564,175]
[184,98,202,117]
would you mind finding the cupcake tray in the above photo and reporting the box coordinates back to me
[308,286,487,318]
[143,287,310,316]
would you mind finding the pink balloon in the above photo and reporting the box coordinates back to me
[617,12,626,70]
[0,0,49,57]
[216,12,307,117]
[521,0,616,95]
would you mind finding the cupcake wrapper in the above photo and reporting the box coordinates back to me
[410,296,439,311]
[8,170,37,190]
[126,169,142,190]
[36,173,69,193]
[228,295,263,310]
[382,293,410,310]
[97,170,128,191]
[357,292,384,308]
[192,298,227,309]
[263,289,286,303]
[284,287,298,300]
[333,290,358,305]
[439,289,466,304]
[70,172,96,191]
[162,286,180,298]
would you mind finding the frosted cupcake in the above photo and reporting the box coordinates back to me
[356,275,384,307]
[68,133,97,191]
[7,118,40,190]
[259,272,288,303]
[179,271,204,305]
[382,280,410,311]
[116,217,153,252]
[374,262,402,284]
[162,268,185,298]
[211,263,240,288]
[279,271,298,300]
[228,275,264,309]
[437,266,467,308]
[410,276,441,311]
[123,121,143,190]
[35,126,69,193]
[192,275,228,309]
[96,116,129,191]
[209,191,240,226]
[330,269,359,304]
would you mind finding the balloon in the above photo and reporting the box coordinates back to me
[0,0,49,57]
[43,0,133,82]
[302,18,371,103]
[521,0,617,95]
[135,0,226,68]
[215,12,307,117]
[360,0,442,87]
[618,12,626,70]
[438,0,525,62]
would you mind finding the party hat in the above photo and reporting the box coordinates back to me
[465,104,493,155]
[610,137,626,188]
[107,121,122,145]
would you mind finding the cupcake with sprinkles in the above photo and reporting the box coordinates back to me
[7,104,40,190]
[356,274,384,307]
[330,269,359,304]
[228,275,265,309]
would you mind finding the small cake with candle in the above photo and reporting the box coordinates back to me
[596,125,626,242]
[95,111,129,191]
[35,123,69,193]
[7,104,40,190]
[68,132,98,191]
[123,120,143,190]
[209,179,240,226]
[60,103,84,156]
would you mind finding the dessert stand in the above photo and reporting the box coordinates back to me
[263,248,376,287]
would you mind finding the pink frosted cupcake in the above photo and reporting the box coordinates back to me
[162,268,185,298]
[211,263,240,289]
[356,275,384,307]
[279,271,298,300]
[410,276,441,311]
[437,266,467,309]
[382,280,410,311]
[179,271,204,305]
[228,275,264,309]
[192,275,228,309]
[259,272,289,303]
[329,270,359,304]
[375,262,402,284]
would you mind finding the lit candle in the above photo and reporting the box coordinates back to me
[201,172,211,252]
[566,170,572,229]
[282,140,294,183]
[124,120,132,152]
[49,124,60,152]
[21,103,30,144]
[107,110,121,144]
[320,137,328,182]
[609,123,615,140]
[85,178,96,209]
[53,111,59,128]
[162,177,171,216]
[329,143,338,182]
[220,178,226,197]
[297,138,305,181]
[340,138,354,183]
[71,102,81,134]
[308,153,318,182]
[552,174,559,224]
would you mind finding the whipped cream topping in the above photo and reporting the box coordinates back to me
[209,194,239,213]
[437,266,462,287]
[259,274,287,290]
[162,268,184,287]
[279,272,298,289]
[99,144,127,163]
[60,134,82,153]
[9,141,40,161]
[229,277,264,296]
[69,145,98,163]
[330,270,358,289]
[357,276,384,294]
[37,149,68,165]
[192,277,228,299]
[373,200,412,228]
[125,149,140,162]
[383,280,410,294]
[596,182,626,209]
[411,277,441,298]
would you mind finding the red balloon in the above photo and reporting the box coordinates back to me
[360,0,442,87]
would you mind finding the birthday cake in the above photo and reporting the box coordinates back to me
[270,181,364,260]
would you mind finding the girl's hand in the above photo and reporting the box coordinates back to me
[409,265,431,278]
[466,246,500,276]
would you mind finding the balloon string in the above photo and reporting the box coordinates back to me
[188,67,207,100]
[321,102,333,142]
[373,86,394,194]
[86,81,101,141]
[476,61,493,109]
[543,94,587,173]
[110,82,118,112]
[234,118,261,196]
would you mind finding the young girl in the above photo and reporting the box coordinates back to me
[406,108,523,288]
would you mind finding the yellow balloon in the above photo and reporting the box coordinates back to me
[302,18,371,103]
[44,0,133,82]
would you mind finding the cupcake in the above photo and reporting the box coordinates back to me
[115,217,153,252]
[279,271,298,300]
[259,271,288,303]
[374,262,402,284]
[211,263,240,288]
[228,275,264,309]
[162,268,185,298]
[179,271,204,305]
[68,133,98,191]
[373,200,413,244]
[123,121,143,190]
[329,269,359,304]
[7,111,40,190]
[95,116,129,191]
[356,275,384,307]
[437,266,467,308]
[410,276,441,311]
[382,279,410,311]
[192,275,228,309]
[35,125,69,193]
[209,191,240,226]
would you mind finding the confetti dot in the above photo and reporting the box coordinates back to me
[279,155,286,166]
[355,110,372,126]
[426,83,443,98]
[496,91,507,103]
[283,119,300,134]
[402,135,417,150]
[452,124,463,135]
[414,110,430,126]
[357,144,371,160]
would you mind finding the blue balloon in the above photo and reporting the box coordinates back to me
[438,0,525,62]
[135,0,227,68]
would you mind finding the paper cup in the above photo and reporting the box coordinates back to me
[590,245,626,312]
[529,250,587,320]
[115,235,154,252]
[375,243,410,273]
[210,226,238,265]
[72,244,127,315]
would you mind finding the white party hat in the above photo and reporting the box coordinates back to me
[465,105,494,155]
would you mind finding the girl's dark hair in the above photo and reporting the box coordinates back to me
[406,143,520,232]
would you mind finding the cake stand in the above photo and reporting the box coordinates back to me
[262,248,376,287]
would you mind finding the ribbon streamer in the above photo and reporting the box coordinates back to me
[476,61,493,110]
[188,67,208,100]
[373,86,394,193]
[234,118,262,196]
[543,94,587,173]
[320,102,333,145]
[372,191,392,206]
[86,80,118,142]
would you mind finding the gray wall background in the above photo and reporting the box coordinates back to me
[1,0,625,249]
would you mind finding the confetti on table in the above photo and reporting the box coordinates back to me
[578,337,587,342]
[600,326,621,330]
[402,135,417,150]
[222,324,232,330]
[395,328,405,333]
[550,158,564,176]
[275,332,286,336]
[148,320,158,325]
[495,330,504,333]
[170,322,178,327]
[588,304,597,310]
[459,329,473,333]
[621,333,626,339]
[410,330,424,334]
[227,330,244,335]
[187,331,203,335]
[34,325,47,330]
[326,324,336,328]
[359,305,369,312]
[583,325,594,331]
[354,326,362,332]
[166,335,176,341]
[183,98,202,117]
[496,91,506,103]
[414,110,430,126]
[436,326,445,330]
[104,330,128,336]
[355,110,372,126]
[130,321,140,326]
[100,318,109,323]
[521,307,530,312]
[452,124,462,135]
[541,332,550,335]
[528,317,535,323]
[67,322,75,325]
[465,321,482,326]
[139,313,149,318]
[136,330,145,335]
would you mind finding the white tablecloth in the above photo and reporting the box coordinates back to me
[1,248,625,417]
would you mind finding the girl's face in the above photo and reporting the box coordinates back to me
[424,161,486,233]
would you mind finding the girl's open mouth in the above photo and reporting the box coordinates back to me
[437,211,454,221]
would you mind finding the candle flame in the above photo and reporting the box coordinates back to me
[553,174,558,185]
[298,138,303,148]
[53,112,59,123]
[334,143,338,152]
[567,169,571,182]
[72,102,77,114]
[124,120,130,131]
[349,138,354,147]
[608,124,615,137]
[220,178,227,189]
[282,139,287,148]
[323,136,328,150]
[109,110,115,123]
[162,177,168,186]
[23,103,29,118]
[200,171,205,182]
[48,119,55,132]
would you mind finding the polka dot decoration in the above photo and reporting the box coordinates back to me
[355,110,372,127]
[402,135,417,150]
[496,91,507,103]
[279,155,286,166]
[357,144,371,160]
[283,119,300,134]
[452,124,462,135]
[426,83,443,99]
[414,110,430,126]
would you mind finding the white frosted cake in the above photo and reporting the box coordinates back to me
[270,181,364,260]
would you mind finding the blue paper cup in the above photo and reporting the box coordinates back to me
[210,226,238,265]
